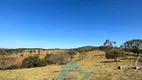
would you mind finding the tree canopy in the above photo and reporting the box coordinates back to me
[123,39,142,55]
[104,40,116,47]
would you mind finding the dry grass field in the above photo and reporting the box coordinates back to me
[0,51,142,80]
[0,50,65,65]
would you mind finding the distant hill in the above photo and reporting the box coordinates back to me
[74,46,100,53]
[0,48,7,50]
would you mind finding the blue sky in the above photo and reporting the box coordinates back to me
[0,0,142,48]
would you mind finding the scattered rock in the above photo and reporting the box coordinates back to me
[118,65,142,70]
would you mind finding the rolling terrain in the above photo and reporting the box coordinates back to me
[0,50,141,80]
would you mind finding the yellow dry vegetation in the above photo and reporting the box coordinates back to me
[8,50,65,57]
[0,51,142,80]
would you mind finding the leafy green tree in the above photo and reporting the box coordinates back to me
[123,39,142,55]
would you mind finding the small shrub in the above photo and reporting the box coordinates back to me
[56,53,71,64]
[21,56,42,68]
[44,53,71,65]
[38,50,40,54]
[44,54,52,64]
[30,50,33,53]
[66,50,77,59]
[34,50,36,53]
[20,54,23,57]
[105,49,124,62]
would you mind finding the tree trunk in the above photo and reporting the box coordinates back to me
[137,52,140,56]
[134,55,140,67]
[115,58,118,62]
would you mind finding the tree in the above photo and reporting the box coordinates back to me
[102,40,116,51]
[104,39,116,47]
[120,45,123,49]
[105,49,124,62]
[123,39,142,55]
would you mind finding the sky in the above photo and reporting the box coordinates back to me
[0,0,142,48]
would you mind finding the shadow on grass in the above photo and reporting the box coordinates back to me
[127,57,137,60]
[125,54,138,57]
[121,57,137,60]
[138,58,142,62]
[100,61,121,63]
[75,59,82,61]
[93,54,104,57]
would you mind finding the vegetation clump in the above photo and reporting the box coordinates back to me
[105,49,124,62]
[123,39,142,55]
[20,54,24,57]
[66,50,77,59]
[44,52,71,65]
[21,56,42,68]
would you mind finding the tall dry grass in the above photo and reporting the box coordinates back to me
[0,51,142,80]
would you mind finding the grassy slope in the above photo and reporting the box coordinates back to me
[0,51,142,80]
[0,50,65,65]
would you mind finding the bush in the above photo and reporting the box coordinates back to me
[105,49,124,62]
[66,50,77,59]
[44,53,71,65]
[79,53,86,60]
[20,54,23,57]
[21,56,42,68]
[43,54,52,64]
